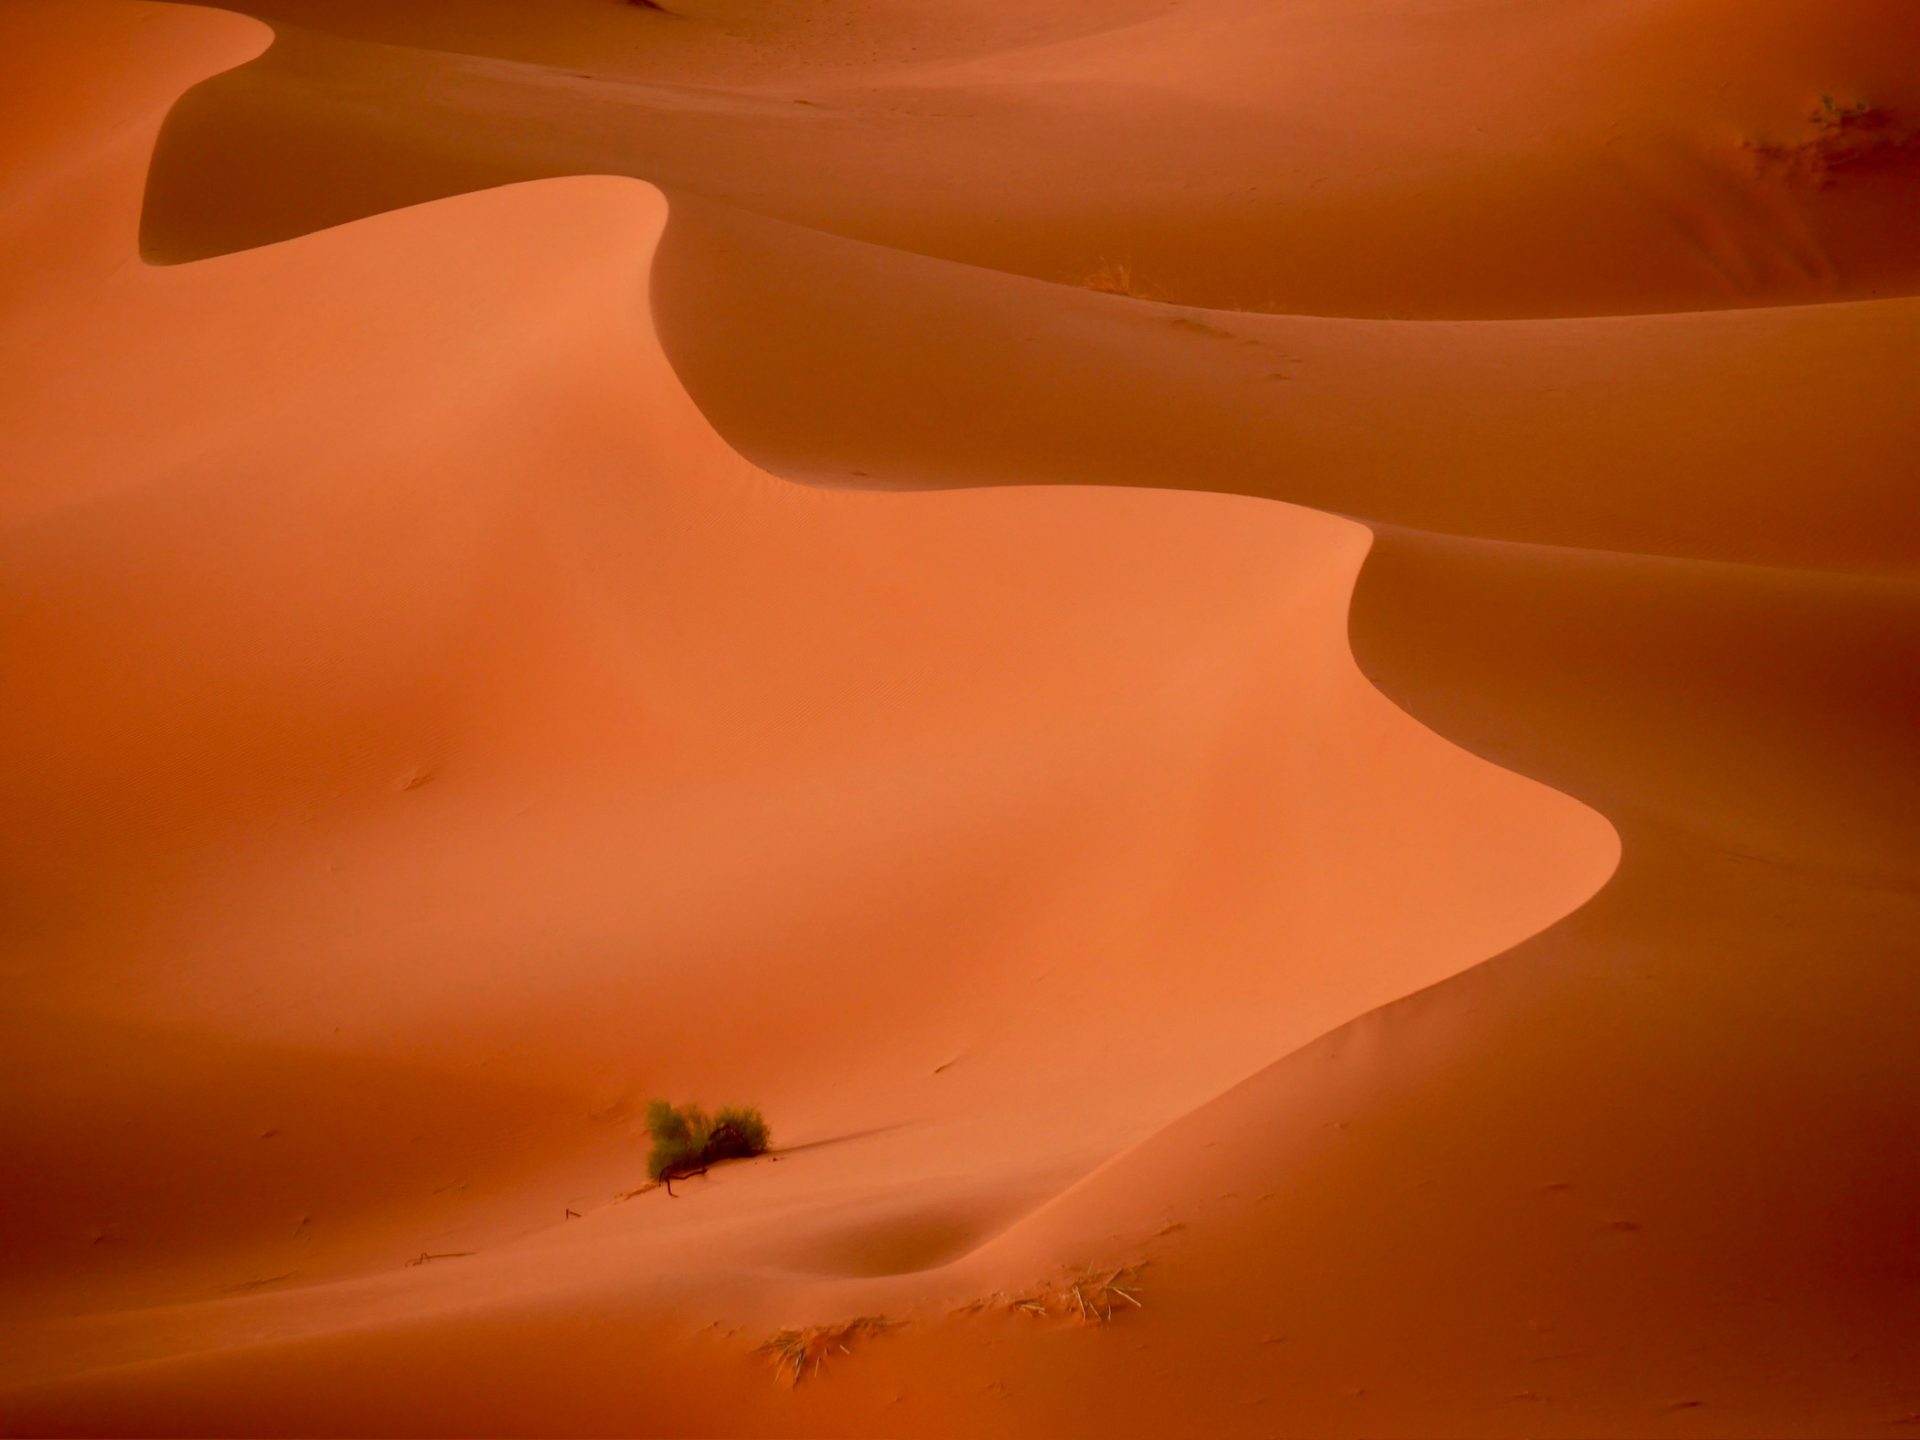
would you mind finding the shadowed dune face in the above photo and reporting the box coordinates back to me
[3,0,1916,1437]
[144,0,1920,316]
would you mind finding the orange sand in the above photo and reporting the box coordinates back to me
[1,2,1914,1436]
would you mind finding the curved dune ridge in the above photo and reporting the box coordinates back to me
[0,1,1915,1437]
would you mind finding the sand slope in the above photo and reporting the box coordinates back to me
[2,0,1915,1436]
[144,0,1920,316]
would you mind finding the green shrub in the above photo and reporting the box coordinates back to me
[707,1105,770,1161]
[645,1100,771,1187]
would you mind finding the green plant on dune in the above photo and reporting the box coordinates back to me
[645,1100,771,1194]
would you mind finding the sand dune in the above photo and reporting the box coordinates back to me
[641,196,1920,569]
[145,0,1920,315]
[2,0,1914,1435]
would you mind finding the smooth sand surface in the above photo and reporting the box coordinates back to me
[1,1,1914,1435]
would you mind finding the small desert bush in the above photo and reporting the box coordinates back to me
[644,1100,770,1185]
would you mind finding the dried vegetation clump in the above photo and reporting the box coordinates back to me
[959,1263,1147,1325]
[1083,258,1148,298]
[757,1315,896,1387]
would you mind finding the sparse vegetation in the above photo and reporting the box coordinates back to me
[757,1316,895,1387]
[1817,94,1873,125]
[644,1100,770,1193]
[1743,94,1910,188]
[965,1263,1145,1325]
[1083,257,1145,298]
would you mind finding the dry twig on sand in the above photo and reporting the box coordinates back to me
[405,1250,474,1267]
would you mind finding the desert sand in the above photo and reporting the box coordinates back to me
[0,1,1914,1435]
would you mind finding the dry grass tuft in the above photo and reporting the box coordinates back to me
[1083,258,1145,298]
[1001,1263,1146,1325]
[757,1315,895,1387]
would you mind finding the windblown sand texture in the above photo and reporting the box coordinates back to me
[1,2,1915,1435]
